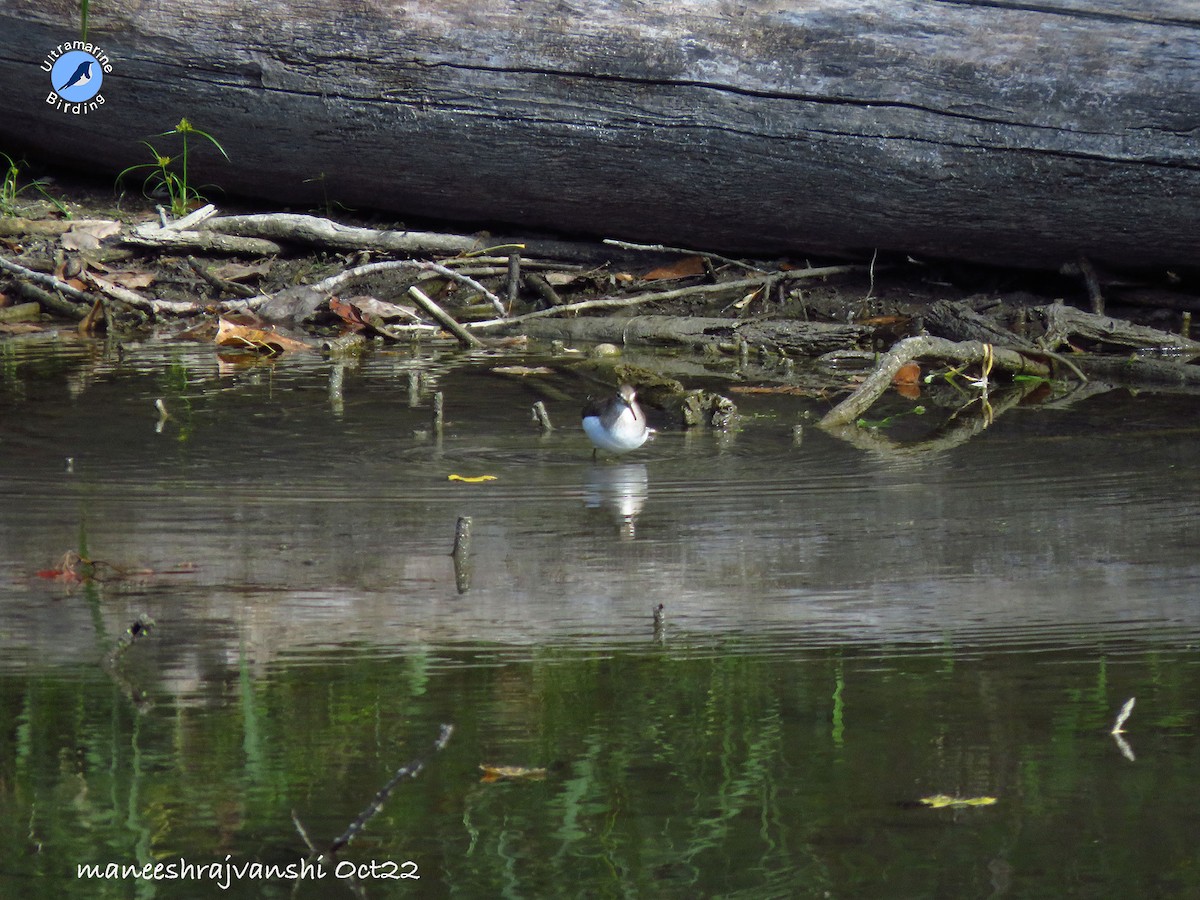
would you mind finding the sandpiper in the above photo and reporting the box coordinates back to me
[581,384,650,455]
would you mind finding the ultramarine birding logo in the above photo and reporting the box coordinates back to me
[42,42,112,114]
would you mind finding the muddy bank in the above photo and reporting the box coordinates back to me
[1,173,1199,449]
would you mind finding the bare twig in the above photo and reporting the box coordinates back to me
[505,251,521,308]
[408,286,484,348]
[11,279,88,320]
[469,265,861,330]
[307,260,506,317]
[602,238,768,273]
[1077,255,1105,315]
[524,273,564,307]
[186,256,258,298]
[0,255,93,306]
[83,273,202,316]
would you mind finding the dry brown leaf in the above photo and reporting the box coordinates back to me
[108,271,156,290]
[642,255,706,281]
[329,297,368,331]
[343,295,420,322]
[79,298,105,335]
[60,220,121,251]
[215,317,312,354]
[211,260,272,282]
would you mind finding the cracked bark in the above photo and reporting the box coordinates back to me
[0,0,1196,267]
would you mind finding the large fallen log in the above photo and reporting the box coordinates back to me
[1,0,1197,269]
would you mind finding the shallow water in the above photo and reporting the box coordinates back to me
[1,334,1198,898]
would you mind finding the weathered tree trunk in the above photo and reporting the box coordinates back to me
[0,0,1196,269]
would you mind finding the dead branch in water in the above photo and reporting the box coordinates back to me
[818,335,1052,428]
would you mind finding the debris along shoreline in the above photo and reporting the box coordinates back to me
[2,194,1199,447]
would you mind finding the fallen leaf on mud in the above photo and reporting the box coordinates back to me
[918,795,997,809]
[448,474,498,483]
[60,220,121,250]
[732,287,763,310]
[329,297,368,331]
[479,764,547,783]
[107,270,157,290]
[211,260,272,282]
[215,317,312,354]
[341,295,420,322]
[642,255,706,281]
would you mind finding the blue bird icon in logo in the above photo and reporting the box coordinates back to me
[57,59,94,92]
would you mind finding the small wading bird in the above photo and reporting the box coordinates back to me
[57,60,94,92]
[582,384,651,457]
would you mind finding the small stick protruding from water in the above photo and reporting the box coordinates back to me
[531,401,553,432]
[652,603,665,643]
[452,515,473,593]
[1182,311,1192,340]
[1111,697,1135,735]
[452,516,472,558]
[737,337,750,368]
[432,391,444,434]
[155,398,171,434]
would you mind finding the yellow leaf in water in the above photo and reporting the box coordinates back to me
[448,474,498,483]
[919,795,998,809]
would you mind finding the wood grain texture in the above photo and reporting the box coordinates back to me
[1,0,1196,267]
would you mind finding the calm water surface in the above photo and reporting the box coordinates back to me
[1,334,1198,898]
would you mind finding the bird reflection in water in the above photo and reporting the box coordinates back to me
[583,463,648,539]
